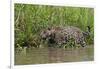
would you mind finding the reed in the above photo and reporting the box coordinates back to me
[14,4,94,48]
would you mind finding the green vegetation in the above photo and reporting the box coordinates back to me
[14,3,94,48]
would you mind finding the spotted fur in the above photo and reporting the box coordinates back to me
[40,26,89,47]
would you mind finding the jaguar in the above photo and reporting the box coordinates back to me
[40,26,90,47]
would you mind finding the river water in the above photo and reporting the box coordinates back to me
[15,45,94,65]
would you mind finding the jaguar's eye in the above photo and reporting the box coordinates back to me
[42,37,46,40]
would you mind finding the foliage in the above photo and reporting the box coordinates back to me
[14,3,94,48]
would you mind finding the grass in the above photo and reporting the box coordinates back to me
[14,3,94,48]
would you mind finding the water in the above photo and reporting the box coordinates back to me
[15,45,94,65]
